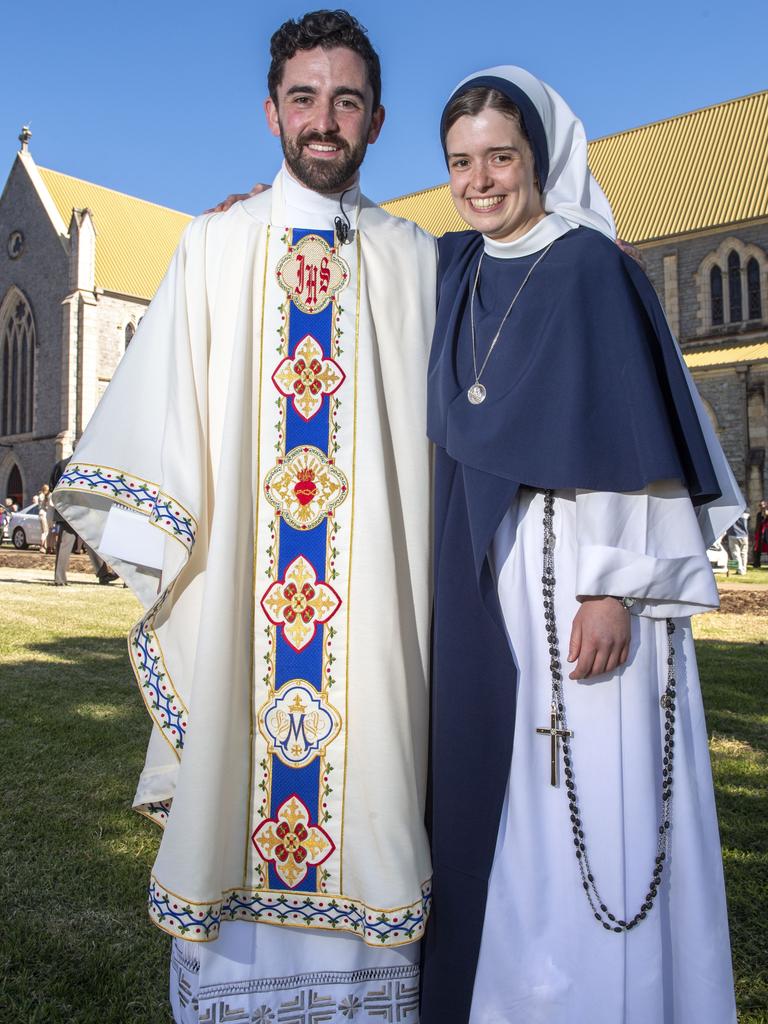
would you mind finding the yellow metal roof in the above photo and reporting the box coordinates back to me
[684,342,768,369]
[382,183,467,236]
[38,167,192,300]
[382,91,768,243]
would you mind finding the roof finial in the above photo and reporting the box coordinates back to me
[19,125,32,152]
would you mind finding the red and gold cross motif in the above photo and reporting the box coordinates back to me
[252,794,335,888]
[264,445,348,531]
[272,334,346,422]
[276,233,349,315]
[261,555,341,651]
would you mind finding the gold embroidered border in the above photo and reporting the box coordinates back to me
[54,461,197,551]
[128,610,189,760]
[148,874,432,948]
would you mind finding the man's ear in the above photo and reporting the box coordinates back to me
[264,97,281,139]
[367,105,385,145]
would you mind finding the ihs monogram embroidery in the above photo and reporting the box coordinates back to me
[276,233,349,314]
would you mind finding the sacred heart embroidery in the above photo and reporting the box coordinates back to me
[264,446,348,530]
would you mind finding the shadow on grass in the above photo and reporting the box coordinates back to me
[0,576,125,587]
[1,634,173,1023]
[696,637,767,1017]
[1,633,765,1020]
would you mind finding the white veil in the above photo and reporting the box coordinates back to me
[450,65,616,239]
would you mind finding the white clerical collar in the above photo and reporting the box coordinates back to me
[279,163,361,231]
[483,212,574,258]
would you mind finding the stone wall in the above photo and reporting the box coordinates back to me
[0,158,69,501]
[641,221,768,344]
[641,221,768,516]
[0,159,149,503]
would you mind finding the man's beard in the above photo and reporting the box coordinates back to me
[280,126,367,193]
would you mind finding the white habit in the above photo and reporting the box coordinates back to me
[468,227,739,1024]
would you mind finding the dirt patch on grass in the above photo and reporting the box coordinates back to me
[0,547,94,573]
[717,589,768,616]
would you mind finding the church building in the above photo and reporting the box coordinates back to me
[1,91,766,518]
[0,128,190,504]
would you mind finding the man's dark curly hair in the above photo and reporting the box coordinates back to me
[268,10,382,111]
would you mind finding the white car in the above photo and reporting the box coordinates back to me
[8,503,43,549]
[707,539,729,574]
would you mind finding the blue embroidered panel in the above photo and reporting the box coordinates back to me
[269,227,336,893]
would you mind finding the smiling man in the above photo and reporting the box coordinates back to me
[266,39,384,193]
[53,11,437,1023]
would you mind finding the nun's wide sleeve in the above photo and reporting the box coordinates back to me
[574,481,720,619]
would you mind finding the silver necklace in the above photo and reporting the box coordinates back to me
[467,240,555,405]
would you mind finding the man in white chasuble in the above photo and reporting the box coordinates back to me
[54,11,436,1022]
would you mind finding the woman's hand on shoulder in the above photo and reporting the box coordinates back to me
[567,596,631,679]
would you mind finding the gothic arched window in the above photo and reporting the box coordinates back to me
[728,251,742,323]
[5,463,23,505]
[710,266,724,326]
[0,290,36,436]
[125,322,135,348]
[747,258,762,321]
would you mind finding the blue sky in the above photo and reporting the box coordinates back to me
[3,0,765,213]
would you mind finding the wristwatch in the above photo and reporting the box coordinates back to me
[612,596,636,610]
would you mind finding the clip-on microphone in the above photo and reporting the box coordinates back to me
[334,188,353,245]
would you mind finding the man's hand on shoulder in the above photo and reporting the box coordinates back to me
[616,237,645,270]
[205,183,271,214]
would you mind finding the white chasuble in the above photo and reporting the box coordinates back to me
[54,169,436,999]
[469,485,737,1024]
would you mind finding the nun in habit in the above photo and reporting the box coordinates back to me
[421,67,742,1024]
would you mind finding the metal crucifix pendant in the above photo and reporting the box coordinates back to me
[536,702,574,787]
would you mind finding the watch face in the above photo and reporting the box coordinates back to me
[7,231,24,259]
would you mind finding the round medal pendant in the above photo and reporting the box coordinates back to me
[467,383,487,405]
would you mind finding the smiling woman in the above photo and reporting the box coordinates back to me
[443,88,545,242]
[422,64,742,1024]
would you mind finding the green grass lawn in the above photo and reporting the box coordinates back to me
[693,611,768,1022]
[0,576,169,1024]
[718,565,768,585]
[0,574,765,1022]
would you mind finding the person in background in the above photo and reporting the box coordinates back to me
[725,510,749,575]
[0,498,12,544]
[49,458,118,586]
[753,498,767,568]
[38,484,53,553]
